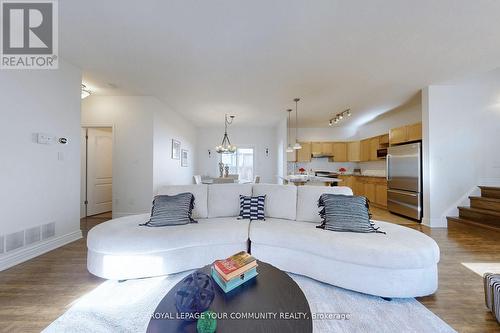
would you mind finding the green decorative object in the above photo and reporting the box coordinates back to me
[197,310,217,333]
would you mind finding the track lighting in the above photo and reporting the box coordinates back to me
[329,109,351,126]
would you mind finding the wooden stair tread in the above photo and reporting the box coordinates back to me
[447,216,500,232]
[458,206,500,217]
[479,186,500,191]
[469,196,500,203]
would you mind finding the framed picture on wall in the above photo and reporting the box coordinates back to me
[181,149,188,167]
[172,139,181,159]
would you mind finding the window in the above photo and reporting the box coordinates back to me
[221,148,254,181]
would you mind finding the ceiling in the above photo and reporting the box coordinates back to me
[61,1,500,127]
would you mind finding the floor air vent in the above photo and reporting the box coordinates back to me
[25,226,41,245]
[6,231,24,252]
[42,222,56,239]
[0,222,56,255]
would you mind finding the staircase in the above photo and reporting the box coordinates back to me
[447,186,500,232]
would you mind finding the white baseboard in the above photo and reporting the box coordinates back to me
[112,211,148,219]
[422,217,448,228]
[0,230,82,272]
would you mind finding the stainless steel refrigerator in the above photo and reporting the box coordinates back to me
[387,142,422,221]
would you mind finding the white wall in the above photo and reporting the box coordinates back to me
[153,105,197,190]
[423,70,500,227]
[0,61,82,269]
[196,127,277,183]
[82,96,196,218]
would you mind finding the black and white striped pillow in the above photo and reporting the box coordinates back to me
[238,195,266,221]
[316,194,384,233]
[142,193,197,227]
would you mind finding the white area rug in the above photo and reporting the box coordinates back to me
[462,262,500,276]
[43,271,456,333]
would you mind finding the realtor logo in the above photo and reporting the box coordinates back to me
[1,0,58,69]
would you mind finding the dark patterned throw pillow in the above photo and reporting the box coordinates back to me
[317,194,384,233]
[238,195,266,221]
[141,193,197,227]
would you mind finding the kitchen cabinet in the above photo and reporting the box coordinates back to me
[321,142,334,156]
[360,139,371,162]
[338,175,353,188]
[332,142,347,162]
[375,183,387,207]
[389,126,407,145]
[369,137,380,161]
[407,123,422,142]
[390,122,422,145]
[311,142,322,155]
[364,183,376,203]
[379,134,389,145]
[347,141,361,162]
[348,176,388,208]
[296,142,312,162]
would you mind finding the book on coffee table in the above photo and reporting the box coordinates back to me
[213,251,257,281]
[211,266,258,293]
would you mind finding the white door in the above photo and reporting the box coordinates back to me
[86,128,113,216]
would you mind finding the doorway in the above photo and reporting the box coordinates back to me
[81,127,113,220]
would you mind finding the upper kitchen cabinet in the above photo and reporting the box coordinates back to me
[332,142,347,162]
[321,142,334,156]
[296,142,312,162]
[369,137,380,161]
[360,139,371,162]
[347,141,361,162]
[389,122,422,145]
[286,149,296,162]
[407,123,422,142]
[311,142,322,156]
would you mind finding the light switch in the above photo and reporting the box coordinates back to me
[37,133,54,144]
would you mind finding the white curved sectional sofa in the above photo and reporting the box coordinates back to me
[87,183,440,298]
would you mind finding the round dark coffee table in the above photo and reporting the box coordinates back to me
[147,261,312,333]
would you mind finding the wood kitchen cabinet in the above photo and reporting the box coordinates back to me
[296,142,312,162]
[390,122,422,145]
[360,139,371,162]
[321,142,334,156]
[349,176,388,208]
[369,137,380,161]
[311,142,322,155]
[347,141,361,162]
[407,123,422,142]
[332,142,347,162]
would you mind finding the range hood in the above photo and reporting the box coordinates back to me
[311,152,333,158]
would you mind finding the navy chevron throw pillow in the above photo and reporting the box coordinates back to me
[238,195,266,221]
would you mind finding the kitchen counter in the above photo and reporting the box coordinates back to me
[340,174,386,178]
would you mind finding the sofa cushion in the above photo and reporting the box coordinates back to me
[318,194,380,233]
[157,185,208,219]
[297,186,353,223]
[87,214,250,254]
[239,195,266,220]
[249,218,439,269]
[252,184,297,220]
[208,184,252,218]
[144,193,196,227]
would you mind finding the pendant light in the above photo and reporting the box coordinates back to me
[293,98,302,150]
[286,109,294,153]
[215,114,237,154]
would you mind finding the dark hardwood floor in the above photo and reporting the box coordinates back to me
[0,209,499,332]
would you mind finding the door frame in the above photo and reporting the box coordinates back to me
[81,123,115,219]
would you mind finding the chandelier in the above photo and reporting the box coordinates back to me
[215,114,237,154]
